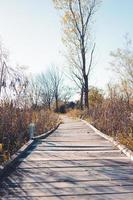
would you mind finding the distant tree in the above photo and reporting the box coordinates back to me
[28,76,42,109]
[110,35,133,88]
[0,41,29,105]
[110,35,133,107]
[120,80,132,107]
[49,66,63,112]
[61,86,73,105]
[67,101,76,109]
[0,42,9,97]
[38,72,54,110]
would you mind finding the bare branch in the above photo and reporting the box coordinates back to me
[87,43,96,76]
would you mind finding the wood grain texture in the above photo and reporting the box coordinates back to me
[0,116,133,200]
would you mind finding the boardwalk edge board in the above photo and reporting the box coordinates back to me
[0,139,35,180]
[33,121,62,140]
[81,119,133,161]
[0,121,61,180]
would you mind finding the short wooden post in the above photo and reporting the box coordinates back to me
[29,123,35,139]
[0,143,3,153]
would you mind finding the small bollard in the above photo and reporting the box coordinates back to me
[3,151,10,161]
[0,143,3,153]
[29,123,35,139]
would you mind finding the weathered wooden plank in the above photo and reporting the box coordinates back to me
[18,159,132,168]
[2,179,133,189]
[7,170,133,184]
[1,185,133,198]
[1,194,133,200]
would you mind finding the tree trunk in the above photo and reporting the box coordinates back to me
[80,86,84,110]
[48,101,51,110]
[82,45,89,109]
[0,62,5,97]
[55,95,59,112]
[84,75,89,109]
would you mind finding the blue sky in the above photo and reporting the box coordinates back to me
[0,0,133,90]
[0,0,62,71]
[93,0,133,88]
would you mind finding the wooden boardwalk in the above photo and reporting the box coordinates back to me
[0,116,133,199]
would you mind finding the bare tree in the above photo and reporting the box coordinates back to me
[61,86,73,105]
[66,43,95,109]
[0,42,9,97]
[110,35,133,88]
[110,35,133,107]
[34,67,63,111]
[27,76,42,109]
[0,42,29,106]
[53,0,100,108]
[38,73,54,110]
[48,66,63,112]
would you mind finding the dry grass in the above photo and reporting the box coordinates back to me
[90,100,133,137]
[67,109,83,118]
[31,109,59,135]
[118,134,133,151]
[0,103,59,162]
[68,109,93,123]
[68,98,133,151]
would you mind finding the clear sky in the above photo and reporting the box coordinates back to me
[0,0,133,90]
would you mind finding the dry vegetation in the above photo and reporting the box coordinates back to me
[0,103,59,162]
[68,86,133,151]
[0,44,60,164]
